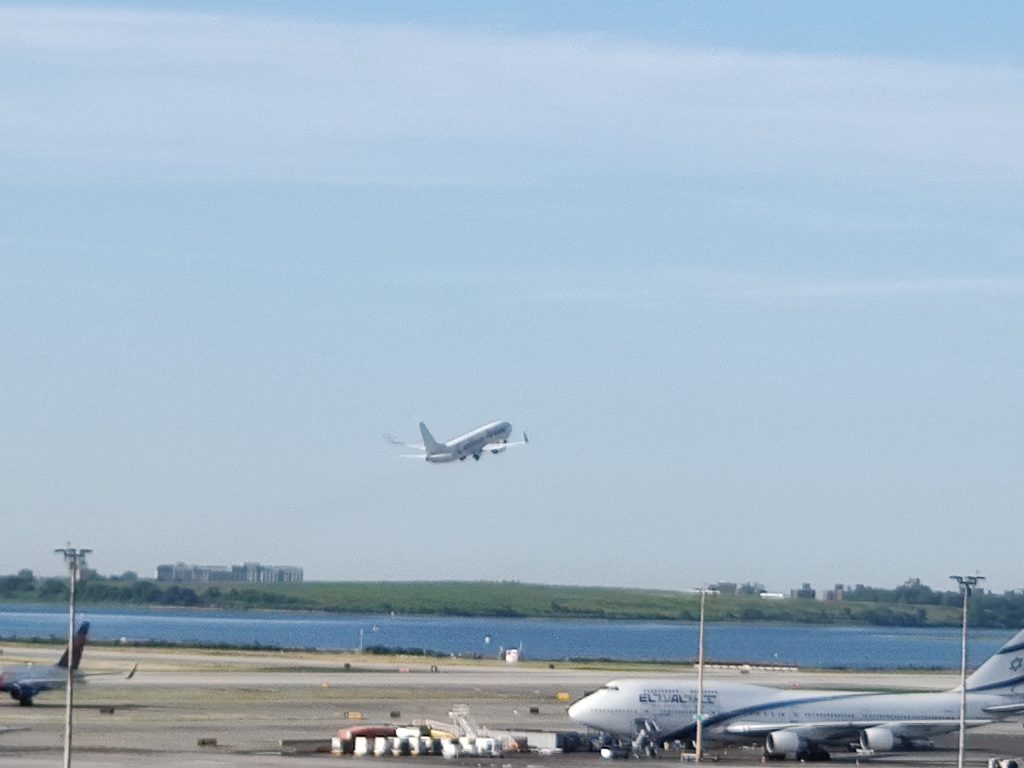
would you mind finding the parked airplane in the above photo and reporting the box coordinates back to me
[1,621,90,705]
[568,625,1024,760]
[387,420,528,463]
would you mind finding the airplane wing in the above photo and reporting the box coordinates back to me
[984,701,1024,714]
[724,722,851,739]
[481,432,530,452]
[727,718,980,745]
[72,664,140,682]
[385,433,424,451]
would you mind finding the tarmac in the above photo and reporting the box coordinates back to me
[2,642,1023,766]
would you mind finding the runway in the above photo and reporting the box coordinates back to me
[2,643,1022,766]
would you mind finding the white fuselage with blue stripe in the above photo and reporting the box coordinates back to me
[568,625,1024,757]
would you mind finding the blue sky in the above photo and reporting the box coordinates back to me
[2,3,1022,594]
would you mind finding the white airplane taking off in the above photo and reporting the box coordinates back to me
[569,625,1024,761]
[387,420,528,463]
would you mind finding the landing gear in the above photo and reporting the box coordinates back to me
[473,453,481,461]
[763,746,831,762]
[800,746,831,761]
[805,748,831,761]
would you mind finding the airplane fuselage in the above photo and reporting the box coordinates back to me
[426,420,512,462]
[569,678,1024,755]
[0,665,75,705]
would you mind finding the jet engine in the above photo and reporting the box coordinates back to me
[9,683,35,705]
[765,731,832,761]
[859,727,933,752]
[859,726,896,752]
[764,730,802,758]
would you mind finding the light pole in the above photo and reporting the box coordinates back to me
[55,546,91,768]
[950,574,984,768]
[695,587,708,763]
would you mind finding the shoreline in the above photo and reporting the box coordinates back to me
[0,636,961,677]
[0,598,968,627]
[0,576,986,628]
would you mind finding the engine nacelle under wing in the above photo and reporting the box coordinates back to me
[860,726,896,752]
[764,730,802,757]
[8,683,35,704]
[860,726,934,753]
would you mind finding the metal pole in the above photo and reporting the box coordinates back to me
[695,588,706,763]
[56,546,91,768]
[958,584,968,768]
[950,574,984,768]
[64,555,75,768]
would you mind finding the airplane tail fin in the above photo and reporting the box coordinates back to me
[57,621,90,670]
[419,422,443,454]
[965,626,1024,692]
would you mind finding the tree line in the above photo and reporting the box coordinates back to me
[3,570,1023,628]
[0,569,303,609]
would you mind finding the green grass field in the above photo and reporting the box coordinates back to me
[187,580,965,626]
[0,575,985,627]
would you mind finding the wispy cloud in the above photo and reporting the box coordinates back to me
[1,6,1023,186]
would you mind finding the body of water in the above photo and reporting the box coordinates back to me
[0,604,1011,670]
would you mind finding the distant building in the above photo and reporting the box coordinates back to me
[155,561,303,583]
[791,582,816,600]
[825,583,846,602]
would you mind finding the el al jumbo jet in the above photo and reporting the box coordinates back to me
[568,625,1024,760]
[1,622,90,705]
[387,420,528,463]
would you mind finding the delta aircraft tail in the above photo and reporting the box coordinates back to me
[56,621,90,670]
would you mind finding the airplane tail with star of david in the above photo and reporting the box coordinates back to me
[964,627,1024,693]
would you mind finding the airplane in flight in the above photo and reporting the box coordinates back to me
[1,621,93,705]
[568,625,1024,760]
[387,420,528,463]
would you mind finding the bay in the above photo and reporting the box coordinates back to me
[0,604,1010,670]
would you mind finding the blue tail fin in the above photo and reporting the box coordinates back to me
[57,621,90,670]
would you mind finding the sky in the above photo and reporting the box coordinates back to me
[2,2,1023,594]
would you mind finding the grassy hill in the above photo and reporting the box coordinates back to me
[6,572,1012,627]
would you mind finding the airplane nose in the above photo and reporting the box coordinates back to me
[567,698,587,721]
